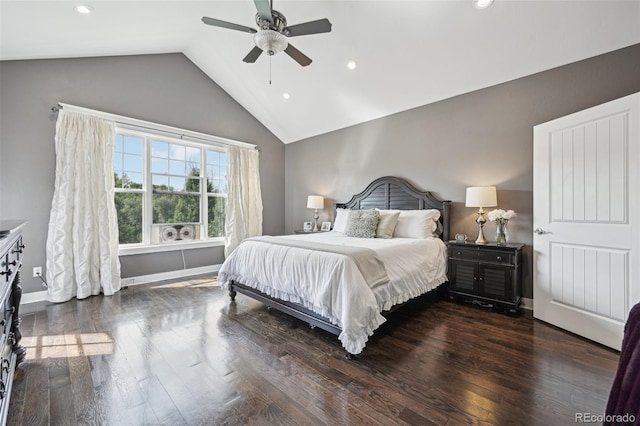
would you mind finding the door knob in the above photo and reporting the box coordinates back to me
[534,228,548,235]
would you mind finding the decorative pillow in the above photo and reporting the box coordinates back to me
[333,208,351,234]
[345,209,380,238]
[375,210,400,239]
[393,209,441,238]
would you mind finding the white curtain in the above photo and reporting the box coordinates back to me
[225,146,263,256]
[46,110,122,303]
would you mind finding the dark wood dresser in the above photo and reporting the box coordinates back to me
[0,221,26,424]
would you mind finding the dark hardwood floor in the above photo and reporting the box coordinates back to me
[8,274,620,425]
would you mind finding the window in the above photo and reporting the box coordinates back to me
[206,150,227,238]
[113,130,227,247]
[114,134,144,244]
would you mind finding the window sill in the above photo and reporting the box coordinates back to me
[118,239,224,256]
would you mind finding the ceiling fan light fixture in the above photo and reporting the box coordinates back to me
[254,29,288,56]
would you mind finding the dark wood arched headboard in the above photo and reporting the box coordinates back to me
[334,176,451,241]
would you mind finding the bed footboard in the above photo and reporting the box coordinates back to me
[228,279,447,358]
[228,280,342,336]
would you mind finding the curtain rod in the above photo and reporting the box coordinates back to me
[51,103,258,150]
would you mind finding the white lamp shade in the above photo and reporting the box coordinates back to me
[465,187,497,208]
[307,195,324,209]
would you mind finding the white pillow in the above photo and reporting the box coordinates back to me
[333,208,351,234]
[375,210,400,239]
[393,209,441,238]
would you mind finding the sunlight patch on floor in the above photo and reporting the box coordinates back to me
[148,278,219,290]
[22,333,114,360]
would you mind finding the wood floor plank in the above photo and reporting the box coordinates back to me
[224,365,321,425]
[138,374,187,425]
[20,362,50,425]
[48,357,76,426]
[104,340,150,410]
[7,274,621,425]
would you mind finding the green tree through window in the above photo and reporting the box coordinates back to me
[114,173,143,244]
[113,131,228,246]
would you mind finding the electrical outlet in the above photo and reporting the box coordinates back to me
[33,266,42,277]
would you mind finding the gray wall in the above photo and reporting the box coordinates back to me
[0,53,285,294]
[285,43,640,299]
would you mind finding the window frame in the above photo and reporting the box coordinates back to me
[114,128,228,254]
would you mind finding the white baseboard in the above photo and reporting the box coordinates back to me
[22,264,221,305]
[22,290,48,305]
[521,297,533,310]
[121,264,220,287]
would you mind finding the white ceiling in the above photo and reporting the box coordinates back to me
[1,1,639,144]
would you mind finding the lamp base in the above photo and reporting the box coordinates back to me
[475,209,488,244]
[313,210,319,232]
[475,225,488,244]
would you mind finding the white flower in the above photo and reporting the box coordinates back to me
[487,209,516,222]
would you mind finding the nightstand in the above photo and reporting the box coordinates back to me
[447,241,524,313]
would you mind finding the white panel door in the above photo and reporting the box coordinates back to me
[533,92,639,350]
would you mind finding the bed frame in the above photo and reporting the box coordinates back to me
[228,176,451,354]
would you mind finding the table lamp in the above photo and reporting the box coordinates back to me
[307,195,324,231]
[465,186,497,244]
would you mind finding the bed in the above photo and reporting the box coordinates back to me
[218,176,451,356]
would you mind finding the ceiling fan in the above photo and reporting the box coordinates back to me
[202,0,332,67]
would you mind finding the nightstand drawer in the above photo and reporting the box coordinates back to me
[448,246,474,259]
[448,246,513,265]
[477,250,512,265]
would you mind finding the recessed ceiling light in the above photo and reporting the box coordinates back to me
[347,60,357,70]
[473,0,494,9]
[282,93,291,100]
[75,5,93,14]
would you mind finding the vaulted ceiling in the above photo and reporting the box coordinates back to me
[1,1,639,143]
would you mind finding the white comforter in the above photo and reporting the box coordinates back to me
[217,231,448,354]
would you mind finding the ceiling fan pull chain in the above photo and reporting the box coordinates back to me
[269,55,272,85]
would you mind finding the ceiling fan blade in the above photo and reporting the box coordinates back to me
[284,19,332,37]
[284,44,312,67]
[253,0,273,23]
[202,17,257,33]
[243,46,263,63]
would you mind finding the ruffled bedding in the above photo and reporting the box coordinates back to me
[217,231,448,354]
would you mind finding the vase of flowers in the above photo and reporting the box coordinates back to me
[487,209,516,246]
